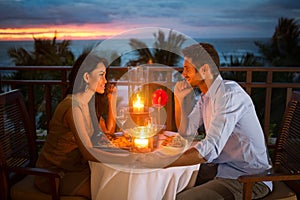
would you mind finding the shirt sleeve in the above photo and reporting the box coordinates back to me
[186,100,203,137]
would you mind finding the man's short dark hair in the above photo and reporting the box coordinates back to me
[199,43,220,67]
[182,43,220,77]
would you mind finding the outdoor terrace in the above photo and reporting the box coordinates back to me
[1,65,300,149]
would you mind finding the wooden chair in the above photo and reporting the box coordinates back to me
[0,89,87,200]
[238,91,300,200]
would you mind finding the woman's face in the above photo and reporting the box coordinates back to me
[87,62,107,94]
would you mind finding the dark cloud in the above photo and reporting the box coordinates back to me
[179,0,299,37]
[0,0,299,37]
[270,0,300,9]
[0,0,113,28]
[0,0,186,27]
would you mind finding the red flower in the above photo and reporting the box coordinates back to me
[152,88,168,107]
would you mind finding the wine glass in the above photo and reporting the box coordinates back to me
[116,107,128,131]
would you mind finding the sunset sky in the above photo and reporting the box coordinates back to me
[0,0,299,41]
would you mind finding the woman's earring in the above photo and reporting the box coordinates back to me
[85,84,89,93]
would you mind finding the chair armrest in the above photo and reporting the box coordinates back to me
[8,167,62,200]
[9,167,61,178]
[238,172,300,200]
[238,173,300,183]
[36,139,46,146]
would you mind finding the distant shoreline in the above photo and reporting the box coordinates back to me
[0,38,268,66]
[0,36,269,42]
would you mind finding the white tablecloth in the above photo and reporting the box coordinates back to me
[89,162,199,200]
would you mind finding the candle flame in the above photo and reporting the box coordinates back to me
[133,94,144,112]
[147,120,151,128]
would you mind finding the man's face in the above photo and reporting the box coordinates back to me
[182,57,204,87]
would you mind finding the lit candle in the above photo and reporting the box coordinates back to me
[147,120,151,129]
[134,138,149,148]
[133,94,144,113]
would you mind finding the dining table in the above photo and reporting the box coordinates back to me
[88,131,200,200]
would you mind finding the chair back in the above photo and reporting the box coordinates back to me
[273,91,300,195]
[0,89,38,200]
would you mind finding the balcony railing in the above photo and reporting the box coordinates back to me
[1,66,300,147]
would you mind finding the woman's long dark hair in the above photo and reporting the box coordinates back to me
[94,67,111,121]
[67,51,111,121]
[66,52,108,95]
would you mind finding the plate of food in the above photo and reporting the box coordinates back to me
[93,132,132,153]
[159,131,188,155]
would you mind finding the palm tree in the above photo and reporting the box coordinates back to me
[255,17,300,66]
[254,17,300,137]
[8,32,74,66]
[7,32,75,129]
[221,52,264,83]
[127,29,186,66]
[8,31,74,80]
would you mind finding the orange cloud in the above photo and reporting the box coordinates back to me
[0,24,125,41]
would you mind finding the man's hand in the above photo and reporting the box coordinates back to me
[174,80,195,132]
[174,80,193,102]
[165,147,206,168]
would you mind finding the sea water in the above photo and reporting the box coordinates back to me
[0,38,268,67]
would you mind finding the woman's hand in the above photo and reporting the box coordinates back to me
[106,83,117,100]
[101,83,117,134]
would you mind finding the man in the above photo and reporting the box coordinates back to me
[168,43,272,199]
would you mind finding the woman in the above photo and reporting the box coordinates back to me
[34,53,117,199]
[94,67,117,135]
[76,52,117,135]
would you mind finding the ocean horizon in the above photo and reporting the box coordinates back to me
[0,37,269,67]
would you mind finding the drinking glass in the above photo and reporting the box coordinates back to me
[116,107,128,130]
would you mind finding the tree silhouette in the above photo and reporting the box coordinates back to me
[8,31,74,67]
[7,32,75,129]
[255,17,300,66]
[253,17,300,138]
[127,29,186,66]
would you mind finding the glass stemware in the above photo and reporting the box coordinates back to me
[116,107,128,131]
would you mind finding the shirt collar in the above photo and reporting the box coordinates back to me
[203,74,223,99]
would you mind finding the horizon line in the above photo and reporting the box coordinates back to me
[0,36,270,42]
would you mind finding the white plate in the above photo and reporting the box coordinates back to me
[159,133,188,156]
[163,131,178,137]
[114,132,123,136]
